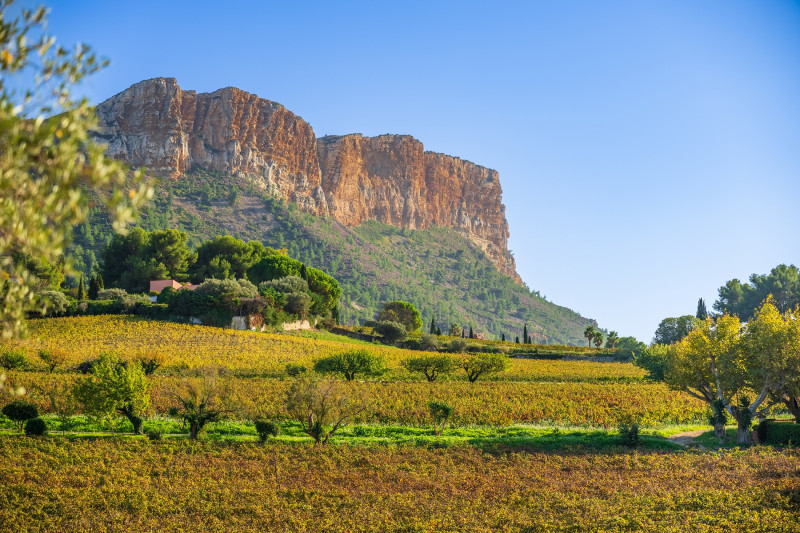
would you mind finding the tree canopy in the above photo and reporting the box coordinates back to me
[652,315,698,345]
[0,4,151,337]
[713,264,799,320]
[379,301,422,332]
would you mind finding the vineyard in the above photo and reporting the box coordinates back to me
[0,439,798,532]
[2,315,795,531]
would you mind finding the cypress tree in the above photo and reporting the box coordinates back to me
[77,274,86,301]
[523,324,528,344]
[501,333,505,342]
[430,316,436,334]
[88,274,100,300]
[696,298,708,320]
[96,273,104,290]
[436,327,441,336]
[300,264,308,280]
[469,326,474,339]
[515,336,519,344]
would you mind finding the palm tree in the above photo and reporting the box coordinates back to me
[605,331,619,348]
[583,325,596,348]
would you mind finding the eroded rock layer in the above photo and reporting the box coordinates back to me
[93,78,519,281]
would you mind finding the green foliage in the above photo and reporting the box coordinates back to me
[286,292,312,317]
[460,353,509,383]
[618,422,640,448]
[101,228,194,293]
[634,344,671,381]
[0,347,27,370]
[696,298,709,320]
[37,290,69,317]
[77,274,86,301]
[37,348,68,373]
[756,420,800,446]
[254,420,281,442]
[0,2,151,338]
[24,416,47,436]
[653,315,698,345]
[2,400,38,429]
[714,264,800,320]
[379,301,423,332]
[146,429,164,441]
[605,331,619,348]
[448,339,468,353]
[191,236,262,282]
[373,321,407,344]
[72,352,150,434]
[418,333,439,352]
[428,400,453,434]
[88,274,104,300]
[313,349,385,381]
[402,354,455,382]
[285,363,307,377]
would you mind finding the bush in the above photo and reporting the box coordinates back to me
[146,429,164,441]
[285,292,312,317]
[24,417,47,436]
[75,359,100,374]
[314,349,385,381]
[285,363,307,377]
[428,400,453,435]
[2,400,39,430]
[38,290,69,317]
[757,420,800,445]
[255,420,281,443]
[259,276,308,295]
[0,348,27,370]
[447,339,468,353]
[618,423,640,448]
[419,333,439,352]
[373,320,407,344]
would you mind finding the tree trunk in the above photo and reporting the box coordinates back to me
[120,407,144,435]
[736,425,751,444]
[783,397,800,423]
[713,422,727,444]
[190,422,199,440]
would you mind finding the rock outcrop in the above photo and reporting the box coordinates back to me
[93,78,520,281]
[93,78,326,214]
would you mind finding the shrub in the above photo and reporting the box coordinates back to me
[285,363,307,377]
[618,423,640,448]
[97,288,129,301]
[24,417,47,436]
[428,400,453,435]
[146,429,164,441]
[260,276,308,295]
[38,290,69,317]
[419,333,439,352]
[75,359,100,374]
[0,348,27,370]
[285,292,312,317]
[757,420,800,445]
[447,339,468,353]
[255,420,281,443]
[314,349,385,381]
[373,320,407,344]
[2,400,39,430]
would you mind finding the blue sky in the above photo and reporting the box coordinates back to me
[43,0,800,342]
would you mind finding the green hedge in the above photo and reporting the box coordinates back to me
[757,420,800,445]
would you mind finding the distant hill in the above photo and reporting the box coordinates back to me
[71,169,596,344]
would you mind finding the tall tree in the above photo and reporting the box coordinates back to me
[0,3,150,338]
[430,316,436,335]
[77,274,86,301]
[523,324,528,345]
[696,298,709,320]
[379,301,422,332]
[583,325,596,348]
[713,264,800,320]
[652,316,698,345]
[605,331,619,348]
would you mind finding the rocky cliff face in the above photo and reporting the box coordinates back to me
[93,78,520,281]
[93,78,326,214]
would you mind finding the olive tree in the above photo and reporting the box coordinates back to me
[0,2,151,338]
[174,370,231,439]
[313,349,385,381]
[285,375,365,444]
[73,352,150,434]
[460,353,509,383]
[402,354,455,382]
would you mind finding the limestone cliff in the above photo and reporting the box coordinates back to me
[93,78,326,214]
[93,78,520,282]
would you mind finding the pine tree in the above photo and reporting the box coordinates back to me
[300,264,308,280]
[523,324,528,344]
[77,274,86,301]
[696,298,708,320]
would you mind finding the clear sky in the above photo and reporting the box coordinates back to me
[41,0,800,342]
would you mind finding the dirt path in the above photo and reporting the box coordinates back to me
[667,429,708,447]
